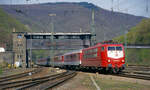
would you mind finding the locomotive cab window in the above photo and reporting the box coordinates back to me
[116,46,122,50]
[108,47,115,51]
[108,46,122,51]
[101,47,104,51]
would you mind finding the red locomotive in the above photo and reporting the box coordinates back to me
[81,43,125,73]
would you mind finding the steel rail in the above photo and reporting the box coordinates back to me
[0,71,75,89]
[16,71,76,90]
[0,68,42,83]
[116,73,150,80]
[37,71,77,90]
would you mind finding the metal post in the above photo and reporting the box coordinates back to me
[91,9,96,46]
[125,9,128,66]
[50,22,54,67]
[30,35,32,68]
[10,0,12,8]
[124,30,128,66]
[25,36,29,68]
[49,14,56,67]
[146,0,149,13]
[111,0,114,12]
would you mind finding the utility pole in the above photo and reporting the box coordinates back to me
[50,22,54,67]
[124,30,128,66]
[30,35,32,68]
[91,9,96,46]
[146,0,149,13]
[49,14,56,67]
[111,0,114,12]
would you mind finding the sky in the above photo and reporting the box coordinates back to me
[0,0,150,18]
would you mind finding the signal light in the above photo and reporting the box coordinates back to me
[108,60,111,62]
[122,60,124,62]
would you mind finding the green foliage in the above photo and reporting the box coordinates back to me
[32,50,50,58]
[126,49,150,65]
[0,66,2,74]
[0,61,9,74]
[114,18,150,44]
[0,8,30,50]
[114,19,150,66]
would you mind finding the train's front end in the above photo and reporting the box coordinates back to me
[105,44,125,73]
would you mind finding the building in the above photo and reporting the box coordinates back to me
[0,47,5,52]
[13,32,26,68]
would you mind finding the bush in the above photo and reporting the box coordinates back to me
[0,65,3,74]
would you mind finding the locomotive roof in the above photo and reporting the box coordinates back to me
[63,49,83,55]
[83,43,123,50]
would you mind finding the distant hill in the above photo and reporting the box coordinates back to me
[114,18,150,44]
[0,2,144,42]
[0,8,30,50]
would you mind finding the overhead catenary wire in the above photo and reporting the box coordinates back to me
[111,0,114,12]
[111,0,149,17]
[146,0,149,13]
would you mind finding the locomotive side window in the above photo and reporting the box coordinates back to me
[108,47,115,51]
[101,47,104,51]
[83,48,98,59]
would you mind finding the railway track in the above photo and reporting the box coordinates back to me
[115,65,150,80]
[128,65,150,67]
[126,65,150,71]
[116,71,150,81]
[0,68,42,83]
[0,70,77,89]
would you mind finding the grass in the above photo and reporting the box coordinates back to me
[0,69,2,74]
[80,74,150,90]
[93,75,150,90]
[126,48,150,66]
[0,66,3,74]
[81,75,97,90]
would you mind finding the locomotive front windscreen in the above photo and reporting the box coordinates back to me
[108,46,122,51]
[107,46,123,59]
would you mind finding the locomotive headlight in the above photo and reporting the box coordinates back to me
[108,60,111,62]
[122,59,124,62]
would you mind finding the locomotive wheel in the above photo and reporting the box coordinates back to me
[112,67,119,74]
[99,68,109,74]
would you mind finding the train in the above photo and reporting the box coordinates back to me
[36,57,50,66]
[36,43,125,73]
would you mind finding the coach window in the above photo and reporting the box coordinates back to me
[84,54,86,59]
[101,47,104,51]
[94,48,98,52]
